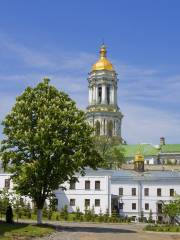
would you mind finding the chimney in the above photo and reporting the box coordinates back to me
[160,137,165,146]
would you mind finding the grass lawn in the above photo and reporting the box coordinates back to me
[145,224,180,232]
[0,221,55,240]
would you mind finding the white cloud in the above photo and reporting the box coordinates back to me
[0,35,179,144]
[121,103,180,144]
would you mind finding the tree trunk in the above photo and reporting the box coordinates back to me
[37,209,43,224]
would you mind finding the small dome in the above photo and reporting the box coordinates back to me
[134,152,144,162]
[92,45,114,71]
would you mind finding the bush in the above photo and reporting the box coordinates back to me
[60,205,68,220]
[145,224,180,232]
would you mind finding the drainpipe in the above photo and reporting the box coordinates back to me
[108,176,112,216]
[138,180,142,221]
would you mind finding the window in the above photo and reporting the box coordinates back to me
[119,203,123,209]
[95,121,100,136]
[98,86,102,103]
[85,180,90,190]
[170,189,174,197]
[106,85,110,104]
[95,199,100,207]
[157,188,161,197]
[95,181,100,190]
[132,203,136,210]
[70,199,75,206]
[119,188,123,196]
[144,188,149,196]
[69,181,76,190]
[4,179,10,189]
[157,203,162,214]
[145,203,149,210]
[132,188,136,196]
[107,121,113,137]
[85,199,90,207]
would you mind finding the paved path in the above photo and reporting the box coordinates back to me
[35,222,180,240]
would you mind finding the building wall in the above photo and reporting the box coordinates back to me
[111,180,180,220]
[55,175,111,214]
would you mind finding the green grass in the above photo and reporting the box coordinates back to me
[0,221,55,240]
[145,224,180,232]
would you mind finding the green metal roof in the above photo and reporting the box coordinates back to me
[122,144,159,158]
[161,144,180,153]
[121,144,180,158]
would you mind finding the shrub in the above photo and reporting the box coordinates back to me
[60,205,68,220]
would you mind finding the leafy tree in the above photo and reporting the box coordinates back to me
[94,136,125,168]
[163,198,180,225]
[148,209,153,223]
[0,189,11,219]
[0,79,102,223]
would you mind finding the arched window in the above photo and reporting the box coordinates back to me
[107,120,113,137]
[98,85,102,104]
[106,85,110,104]
[95,121,100,136]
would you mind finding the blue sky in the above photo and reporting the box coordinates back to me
[0,0,180,144]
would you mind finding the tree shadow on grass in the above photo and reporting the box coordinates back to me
[57,225,137,234]
[0,220,29,236]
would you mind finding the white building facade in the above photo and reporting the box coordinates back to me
[54,168,180,222]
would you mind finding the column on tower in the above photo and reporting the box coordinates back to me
[110,85,115,105]
[92,85,96,104]
[113,120,116,136]
[89,87,92,105]
[100,120,104,135]
[114,85,117,105]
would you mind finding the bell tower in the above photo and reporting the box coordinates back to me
[86,45,123,139]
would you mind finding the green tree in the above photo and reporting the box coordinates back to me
[94,136,125,168]
[0,189,11,219]
[163,199,180,225]
[0,79,102,224]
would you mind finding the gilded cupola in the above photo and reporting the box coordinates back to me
[92,44,114,71]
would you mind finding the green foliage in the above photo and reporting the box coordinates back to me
[84,206,95,222]
[110,209,119,223]
[145,224,180,232]
[0,79,102,223]
[148,209,153,223]
[0,222,55,239]
[163,198,180,224]
[0,189,11,218]
[60,205,69,220]
[94,136,125,168]
[74,207,82,220]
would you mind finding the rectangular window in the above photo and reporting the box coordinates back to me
[132,188,136,196]
[119,188,123,196]
[70,199,75,206]
[132,203,136,210]
[119,203,123,209]
[144,188,149,196]
[157,188,161,197]
[85,181,90,190]
[69,181,76,190]
[85,199,90,207]
[95,181,100,190]
[145,203,149,210]
[170,189,174,197]
[4,179,10,189]
[95,199,100,207]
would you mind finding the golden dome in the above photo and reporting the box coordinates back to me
[134,152,144,162]
[92,45,114,71]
